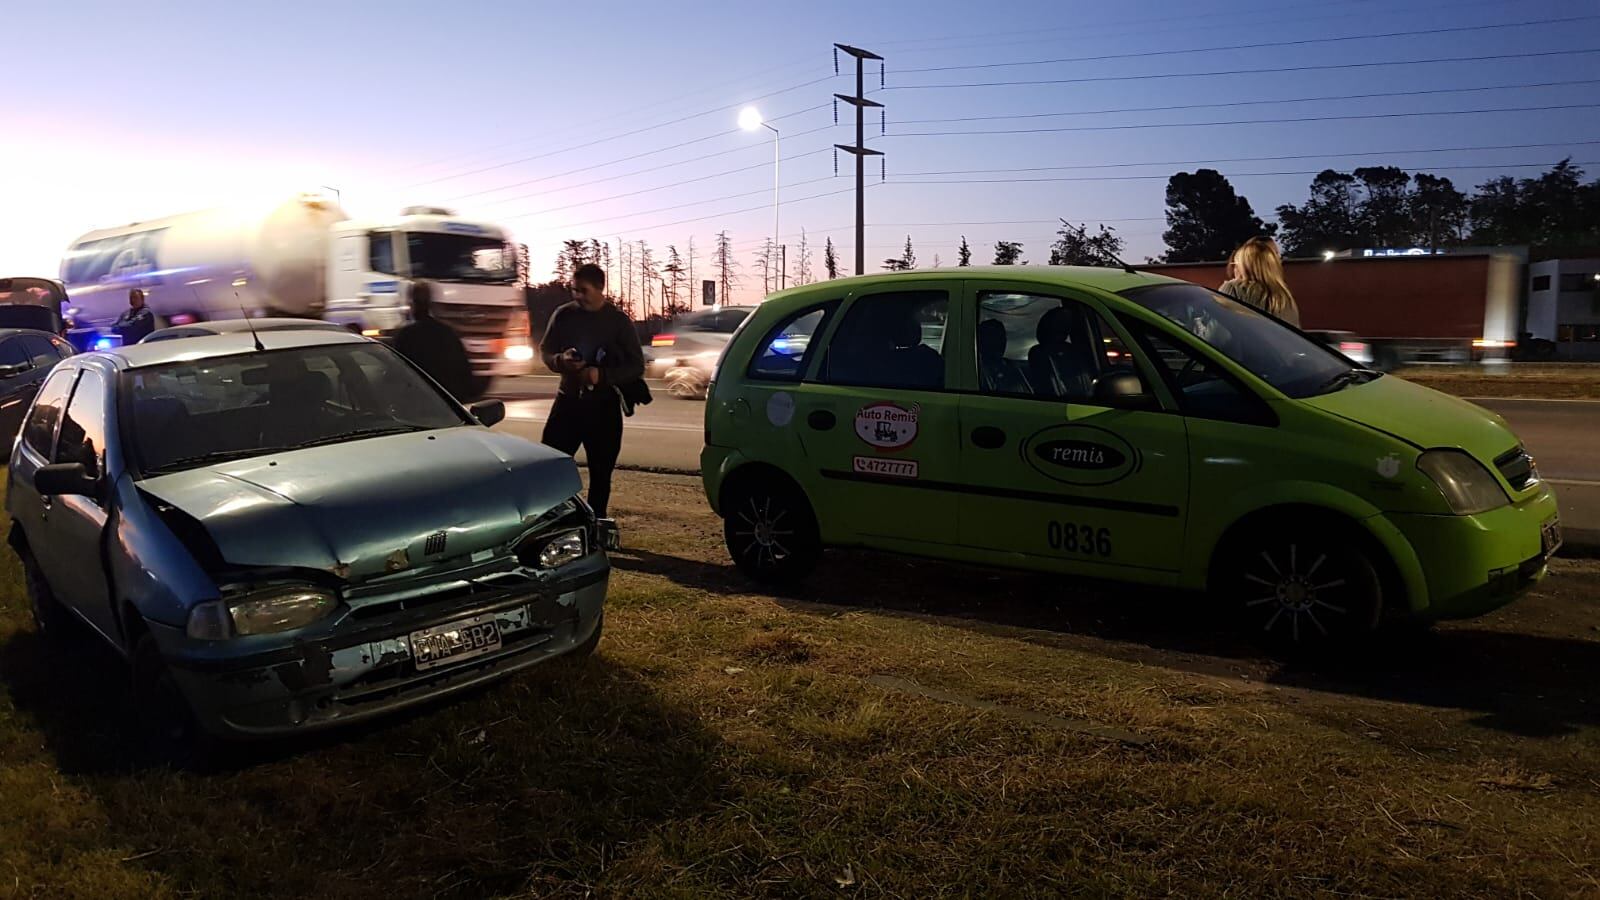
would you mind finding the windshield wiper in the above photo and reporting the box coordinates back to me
[144,446,297,474]
[296,425,423,449]
[1317,368,1380,394]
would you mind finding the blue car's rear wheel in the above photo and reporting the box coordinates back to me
[22,549,78,641]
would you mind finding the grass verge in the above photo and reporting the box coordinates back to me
[1,472,1598,897]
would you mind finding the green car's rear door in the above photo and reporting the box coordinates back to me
[956,282,1189,577]
[789,281,964,549]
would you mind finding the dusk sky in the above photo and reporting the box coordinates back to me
[5,0,1598,303]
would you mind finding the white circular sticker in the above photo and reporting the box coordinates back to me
[766,391,796,427]
[853,401,919,449]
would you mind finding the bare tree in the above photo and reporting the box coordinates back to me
[714,231,740,304]
[931,253,943,268]
[753,238,775,295]
[686,236,698,307]
[664,245,687,314]
[637,241,656,318]
[795,228,814,285]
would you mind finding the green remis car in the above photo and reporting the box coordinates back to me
[701,267,1560,647]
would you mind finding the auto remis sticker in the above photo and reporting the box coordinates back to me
[1021,424,1141,486]
[854,401,919,450]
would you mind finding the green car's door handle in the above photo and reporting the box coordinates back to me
[807,410,836,431]
[970,426,1006,449]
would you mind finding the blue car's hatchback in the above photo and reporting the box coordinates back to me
[7,329,606,759]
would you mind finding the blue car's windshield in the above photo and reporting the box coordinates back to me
[1120,283,1363,399]
[125,343,466,475]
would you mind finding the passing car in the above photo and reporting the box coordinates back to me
[0,328,75,448]
[7,329,606,759]
[1304,329,1377,369]
[702,267,1561,649]
[142,317,351,343]
[647,306,755,376]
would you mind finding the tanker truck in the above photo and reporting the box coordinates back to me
[59,193,531,393]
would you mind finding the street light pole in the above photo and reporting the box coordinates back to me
[740,107,782,294]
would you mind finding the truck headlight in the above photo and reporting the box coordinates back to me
[186,586,339,639]
[1417,449,1510,515]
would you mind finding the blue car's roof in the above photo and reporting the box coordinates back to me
[103,328,372,370]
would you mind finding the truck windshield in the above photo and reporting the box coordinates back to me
[1120,283,1368,398]
[406,232,517,284]
[125,342,467,476]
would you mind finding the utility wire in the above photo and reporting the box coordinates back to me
[895,15,1600,73]
[886,103,1600,138]
[886,48,1600,90]
[891,79,1600,126]
[515,175,839,230]
[890,160,1600,186]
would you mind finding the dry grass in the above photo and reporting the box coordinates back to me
[1393,364,1600,399]
[2,471,1599,898]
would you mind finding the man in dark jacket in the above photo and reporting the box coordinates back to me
[393,281,476,401]
[113,289,156,344]
[540,263,642,523]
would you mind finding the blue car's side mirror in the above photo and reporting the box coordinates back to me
[469,399,505,428]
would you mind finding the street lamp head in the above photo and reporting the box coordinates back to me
[738,106,764,132]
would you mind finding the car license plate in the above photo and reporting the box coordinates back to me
[1541,516,1563,558]
[410,614,502,672]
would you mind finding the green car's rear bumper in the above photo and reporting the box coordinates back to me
[1389,484,1559,620]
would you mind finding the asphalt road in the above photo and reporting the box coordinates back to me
[489,376,1600,541]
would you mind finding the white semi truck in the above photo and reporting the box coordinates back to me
[59,193,531,390]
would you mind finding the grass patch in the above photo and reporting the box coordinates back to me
[1,472,1598,896]
[1393,364,1600,399]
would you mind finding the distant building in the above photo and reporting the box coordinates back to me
[1526,258,1600,359]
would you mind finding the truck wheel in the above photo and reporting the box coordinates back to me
[722,475,821,583]
[22,548,78,642]
[1214,522,1383,652]
[132,632,217,770]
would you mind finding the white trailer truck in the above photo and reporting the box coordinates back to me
[59,193,531,391]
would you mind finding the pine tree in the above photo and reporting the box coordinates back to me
[901,235,916,270]
[795,229,814,285]
[993,241,1025,265]
[714,231,740,304]
[957,236,972,267]
[823,237,840,279]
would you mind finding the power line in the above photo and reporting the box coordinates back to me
[886,102,1600,138]
[409,74,836,190]
[890,160,1600,186]
[466,123,840,208]
[886,47,1600,90]
[891,140,1600,178]
[894,14,1600,74]
[516,175,839,230]
[891,79,1600,126]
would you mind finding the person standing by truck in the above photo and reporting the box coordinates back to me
[539,264,643,529]
[393,281,476,401]
[1220,237,1301,327]
[113,289,156,344]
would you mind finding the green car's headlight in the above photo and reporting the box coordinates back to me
[1417,449,1510,516]
[187,585,339,640]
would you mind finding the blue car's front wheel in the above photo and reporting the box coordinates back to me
[132,632,218,770]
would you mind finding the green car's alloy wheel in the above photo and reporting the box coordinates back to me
[1222,525,1384,648]
[723,477,821,583]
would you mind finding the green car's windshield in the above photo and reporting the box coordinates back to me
[1121,283,1365,399]
[125,342,466,476]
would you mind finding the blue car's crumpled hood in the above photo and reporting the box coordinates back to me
[137,428,582,582]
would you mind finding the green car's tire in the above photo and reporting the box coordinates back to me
[1215,522,1384,652]
[722,475,821,584]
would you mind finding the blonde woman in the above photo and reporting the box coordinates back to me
[1220,237,1300,327]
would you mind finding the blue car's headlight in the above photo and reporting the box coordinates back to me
[186,585,339,639]
[535,528,587,569]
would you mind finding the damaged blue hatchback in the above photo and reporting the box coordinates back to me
[6,329,606,755]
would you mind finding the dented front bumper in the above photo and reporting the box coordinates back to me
[149,553,608,739]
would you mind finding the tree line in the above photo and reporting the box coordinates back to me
[1160,159,1600,262]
